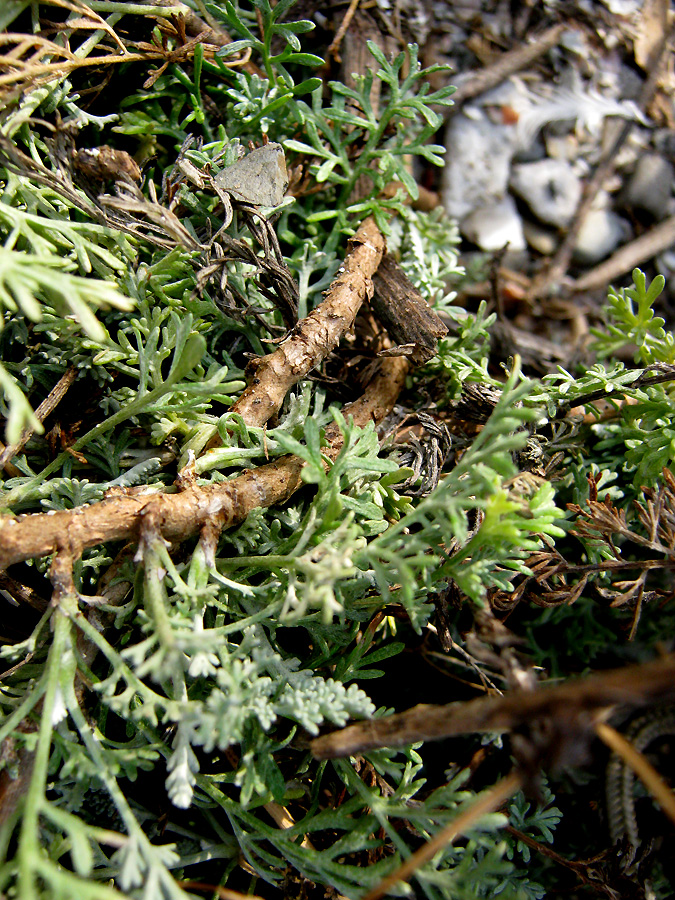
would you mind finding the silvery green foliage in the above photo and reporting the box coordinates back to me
[387,206,463,310]
[15,2,675,899]
[0,175,136,442]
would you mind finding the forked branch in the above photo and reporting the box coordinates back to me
[0,358,407,571]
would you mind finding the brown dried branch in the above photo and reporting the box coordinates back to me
[100,180,204,250]
[310,653,675,760]
[328,0,361,61]
[571,216,675,294]
[371,253,448,364]
[0,35,142,93]
[570,496,631,548]
[446,23,566,113]
[222,217,386,430]
[0,357,407,572]
[0,367,77,471]
[492,546,675,613]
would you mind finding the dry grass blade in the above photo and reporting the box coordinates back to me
[0,0,127,96]
[0,0,245,103]
[0,367,77,470]
[362,772,523,900]
[596,721,675,830]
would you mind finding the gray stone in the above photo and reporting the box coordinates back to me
[510,159,582,228]
[461,195,526,252]
[442,113,518,220]
[573,208,631,265]
[622,153,674,220]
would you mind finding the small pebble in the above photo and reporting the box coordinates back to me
[622,153,674,220]
[523,221,558,255]
[510,158,582,228]
[573,208,631,264]
[544,133,580,162]
[461,195,526,251]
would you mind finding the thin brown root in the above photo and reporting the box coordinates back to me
[447,23,565,112]
[328,0,361,61]
[571,216,675,294]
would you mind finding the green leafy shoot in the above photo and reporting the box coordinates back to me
[591,267,673,365]
[285,41,454,240]
[210,0,324,87]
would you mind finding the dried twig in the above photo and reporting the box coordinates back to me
[328,0,361,61]
[446,23,566,113]
[571,216,675,294]
[311,654,675,759]
[223,216,386,429]
[0,357,407,571]
[0,367,77,471]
